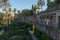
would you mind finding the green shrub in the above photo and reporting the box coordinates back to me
[8,36,26,40]
[27,22,32,30]
[34,27,52,40]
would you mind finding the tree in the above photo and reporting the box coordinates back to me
[13,8,17,14]
[8,8,11,13]
[47,0,51,7]
[0,13,3,21]
[0,0,10,12]
[47,0,54,8]
[37,0,45,11]
[21,9,34,17]
[54,0,60,5]
[0,12,4,26]
[31,5,34,10]
[17,10,20,14]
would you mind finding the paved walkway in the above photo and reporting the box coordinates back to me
[28,28,38,40]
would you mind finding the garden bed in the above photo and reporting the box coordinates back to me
[34,27,52,40]
[0,22,33,40]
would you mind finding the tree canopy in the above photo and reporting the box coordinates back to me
[21,9,34,17]
[0,12,4,25]
[54,0,60,5]
[37,0,45,6]
[47,0,54,8]
[47,0,60,8]
[0,0,10,10]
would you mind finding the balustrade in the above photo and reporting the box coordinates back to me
[35,21,60,40]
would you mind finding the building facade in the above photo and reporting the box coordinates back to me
[35,4,60,40]
[26,4,60,40]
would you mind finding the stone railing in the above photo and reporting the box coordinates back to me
[35,21,60,40]
[25,16,60,40]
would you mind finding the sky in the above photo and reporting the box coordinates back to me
[0,0,54,12]
[9,0,47,11]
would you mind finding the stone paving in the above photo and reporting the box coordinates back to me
[28,28,38,40]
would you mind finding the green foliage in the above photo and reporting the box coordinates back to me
[54,0,60,5]
[13,8,17,13]
[47,0,54,8]
[0,12,4,26]
[34,27,52,40]
[0,13,3,21]
[8,36,26,40]
[32,5,34,10]
[38,0,45,6]
[18,10,20,14]
[3,0,8,2]
[28,23,32,30]
[0,0,10,11]
[47,0,60,8]
[0,22,33,40]
[8,8,11,13]
[21,9,34,16]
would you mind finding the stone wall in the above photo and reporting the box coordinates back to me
[25,14,60,40]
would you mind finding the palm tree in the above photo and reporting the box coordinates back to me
[37,0,45,11]
[13,8,16,22]
[0,0,10,13]
[8,8,11,13]
[47,0,51,7]
[18,10,20,14]
[13,8,16,14]
[31,5,34,10]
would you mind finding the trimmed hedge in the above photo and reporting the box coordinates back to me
[34,27,52,40]
[8,36,26,40]
[25,22,32,31]
[1,22,33,40]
